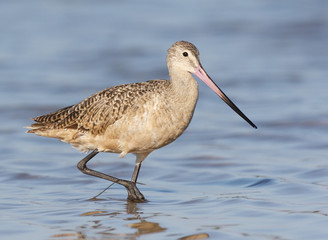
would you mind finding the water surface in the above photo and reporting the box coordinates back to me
[1,0,328,239]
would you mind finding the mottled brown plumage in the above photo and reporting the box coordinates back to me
[29,80,169,135]
[26,41,256,201]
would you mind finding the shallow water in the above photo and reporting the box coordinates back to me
[1,0,328,239]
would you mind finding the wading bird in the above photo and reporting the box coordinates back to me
[27,41,257,201]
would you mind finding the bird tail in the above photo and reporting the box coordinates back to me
[25,105,74,133]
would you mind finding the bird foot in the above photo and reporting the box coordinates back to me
[121,180,145,202]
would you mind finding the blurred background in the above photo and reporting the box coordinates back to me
[1,0,327,239]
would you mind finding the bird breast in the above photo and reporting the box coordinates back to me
[97,80,199,154]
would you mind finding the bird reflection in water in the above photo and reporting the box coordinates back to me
[50,201,166,240]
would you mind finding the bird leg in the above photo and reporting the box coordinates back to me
[77,150,145,202]
[131,162,142,183]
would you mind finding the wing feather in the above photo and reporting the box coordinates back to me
[28,80,169,135]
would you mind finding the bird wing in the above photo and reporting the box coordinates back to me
[30,80,168,135]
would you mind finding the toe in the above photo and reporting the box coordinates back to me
[126,182,145,202]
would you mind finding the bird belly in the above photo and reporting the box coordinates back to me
[99,99,194,154]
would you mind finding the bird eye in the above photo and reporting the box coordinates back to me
[183,52,188,57]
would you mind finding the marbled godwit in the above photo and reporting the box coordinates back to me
[26,41,257,201]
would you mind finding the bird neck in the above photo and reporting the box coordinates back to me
[165,67,199,132]
[168,67,199,105]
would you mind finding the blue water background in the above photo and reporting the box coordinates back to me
[1,0,327,239]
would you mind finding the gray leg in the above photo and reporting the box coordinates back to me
[131,162,142,183]
[131,152,150,183]
[77,150,145,201]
